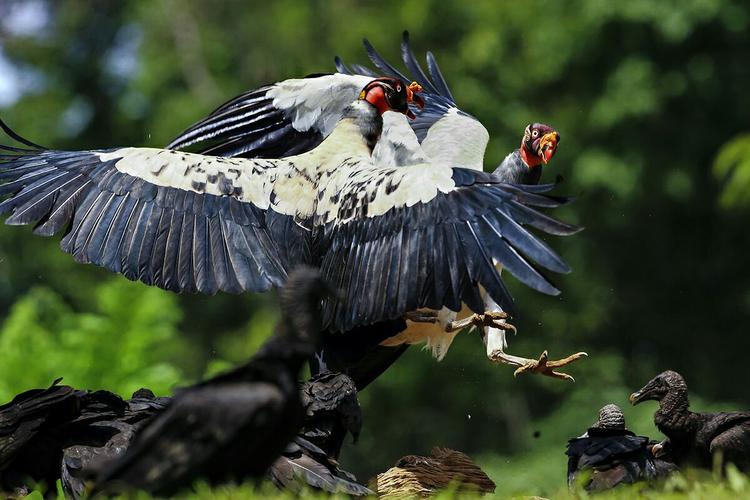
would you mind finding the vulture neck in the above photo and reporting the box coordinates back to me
[315,100,383,157]
[494,149,543,185]
[654,389,701,439]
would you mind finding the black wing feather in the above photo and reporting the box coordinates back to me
[362,38,411,82]
[426,51,455,102]
[319,168,578,331]
[167,86,325,159]
[400,31,439,95]
[0,125,289,295]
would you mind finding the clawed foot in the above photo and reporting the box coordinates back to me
[490,349,587,382]
[445,311,517,334]
[513,350,587,381]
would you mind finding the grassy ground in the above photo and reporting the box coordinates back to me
[22,467,750,499]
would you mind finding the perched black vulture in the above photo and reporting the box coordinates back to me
[630,370,750,471]
[0,381,165,499]
[93,266,330,496]
[268,372,371,496]
[566,404,677,492]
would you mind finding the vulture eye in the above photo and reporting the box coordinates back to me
[396,83,402,92]
[531,130,539,138]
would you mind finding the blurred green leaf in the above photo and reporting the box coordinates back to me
[714,133,750,208]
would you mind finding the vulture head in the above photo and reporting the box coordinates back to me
[629,370,688,406]
[592,404,627,430]
[278,266,340,346]
[521,123,560,166]
[359,77,424,118]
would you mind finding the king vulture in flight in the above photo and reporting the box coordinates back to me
[0,70,581,378]
[165,32,586,379]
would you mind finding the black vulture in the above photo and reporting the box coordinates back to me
[93,266,331,496]
[630,370,750,471]
[0,381,164,498]
[268,372,371,496]
[566,404,677,491]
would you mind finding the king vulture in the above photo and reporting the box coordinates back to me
[0,73,581,379]
[166,33,586,379]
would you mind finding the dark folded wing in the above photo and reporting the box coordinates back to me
[0,127,291,294]
[567,434,649,469]
[166,74,371,158]
[336,31,489,170]
[315,163,581,332]
[269,436,372,496]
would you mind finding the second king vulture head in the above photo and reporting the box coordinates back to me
[521,123,560,167]
[359,77,424,118]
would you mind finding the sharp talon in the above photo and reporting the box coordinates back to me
[553,371,575,382]
[491,321,517,334]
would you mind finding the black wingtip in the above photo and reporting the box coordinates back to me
[399,30,439,96]
[362,37,410,82]
[334,56,351,75]
[0,118,47,150]
[425,51,455,102]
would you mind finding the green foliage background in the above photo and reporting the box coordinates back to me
[1,0,749,496]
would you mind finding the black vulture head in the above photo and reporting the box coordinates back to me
[629,370,687,406]
[592,404,626,430]
[521,123,560,167]
[359,77,424,118]
[278,266,339,348]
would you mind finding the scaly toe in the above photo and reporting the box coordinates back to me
[547,351,589,368]
[485,310,510,320]
[490,321,517,334]
[513,362,537,377]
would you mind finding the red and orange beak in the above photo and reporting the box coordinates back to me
[405,81,424,119]
[537,132,559,164]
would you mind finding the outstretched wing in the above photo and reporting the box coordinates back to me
[169,33,486,169]
[166,74,371,158]
[337,31,490,171]
[0,123,293,294]
[167,72,428,167]
[315,161,580,332]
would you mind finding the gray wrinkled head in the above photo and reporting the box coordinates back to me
[592,404,626,430]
